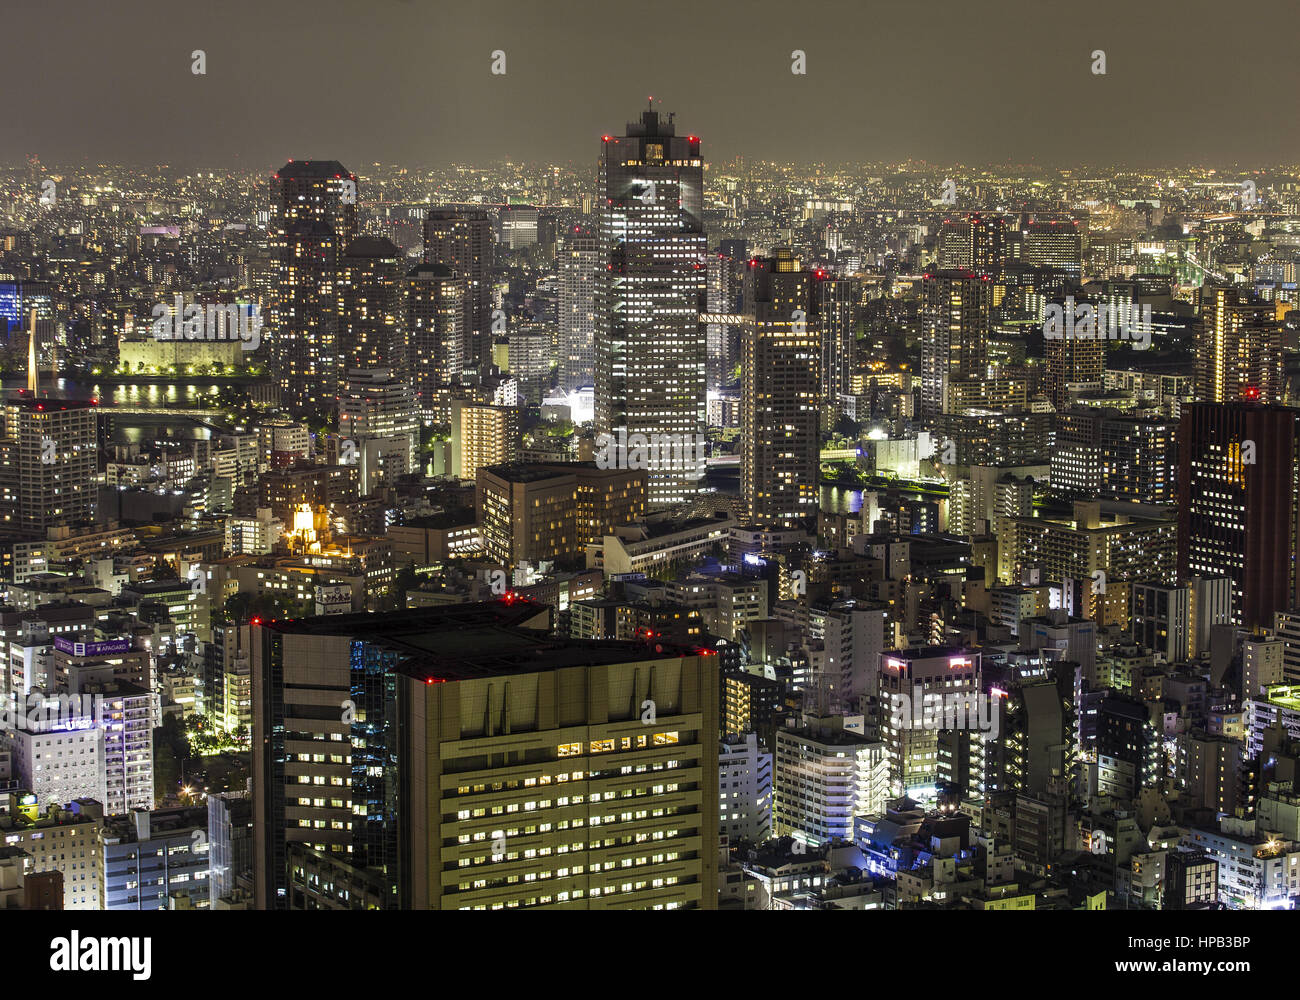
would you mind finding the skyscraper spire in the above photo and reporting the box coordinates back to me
[26,307,38,396]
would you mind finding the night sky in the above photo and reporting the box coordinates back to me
[10,0,1296,168]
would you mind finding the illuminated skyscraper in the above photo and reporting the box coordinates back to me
[423,208,493,376]
[557,226,601,390]
[1044,296,1105,410]
[937,214,1004,276]
[405,263,467,422]
[919,270,991,418]
[1023,220,1082,277]
[818,276,857,429]
[595,107,707,507]
[0,396,98,535]
[1178,401,1300,629]
[270,160,359,411]
[1196,285,1284,404]
[337,237,403,372]
[741,248,821,528]
[705,250,745,392]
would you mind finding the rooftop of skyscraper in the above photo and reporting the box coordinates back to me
[275,159,353,179]
[262,599,716,682]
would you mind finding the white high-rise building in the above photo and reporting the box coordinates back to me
[558,229,601,391]
[719,733,773,844]
[4,703,105,810]
[337,368,419,490]
[773,718,887,847]
[70,671,153,816]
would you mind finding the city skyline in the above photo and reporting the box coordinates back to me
[4,1,1300,937]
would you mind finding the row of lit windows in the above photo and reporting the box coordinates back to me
[560,732,679,757]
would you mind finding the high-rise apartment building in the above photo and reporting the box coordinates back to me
[337,368,419,473]
[451,398,519,482]
[719,733,773,845]
[595,108,707,507]
[337,237,403,372]
[0,396,98,536]
[919,270,991,418]
[819,277,857,430]
[773,718,887,846]
[1101,414,1178,504]
[1197,286,1285,404]
[937,214,1004,276]
[406,263,467,421]
[270,160,358,411]
[1044,303,1105,409]
[558,227,601,391]
[423,208,493,375]
[742,248,821,528]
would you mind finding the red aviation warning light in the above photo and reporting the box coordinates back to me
[1243,385,1261,401]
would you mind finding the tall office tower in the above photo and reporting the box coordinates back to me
[338,368,420,471]
[1178,402,1300,629]
[497,204,539,249]
[705,251,744,391]
[1044,301,1105,409]
[877,647,982,800]
[919,270,992,418]
[422,208,493,376]
[405,264,467,422]
[819,277,857,430]
[252,602,719,909]
[337,237,403,372]
[0,396,98,535]
[558,227,601,390]
[741,248,821,528]
[1196,285,1285,404]
[1101,414,1177,504]
[1022,220,1082,277]
[595,108,707,507]
[936,214,1004,276]
[270,161,359,411]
